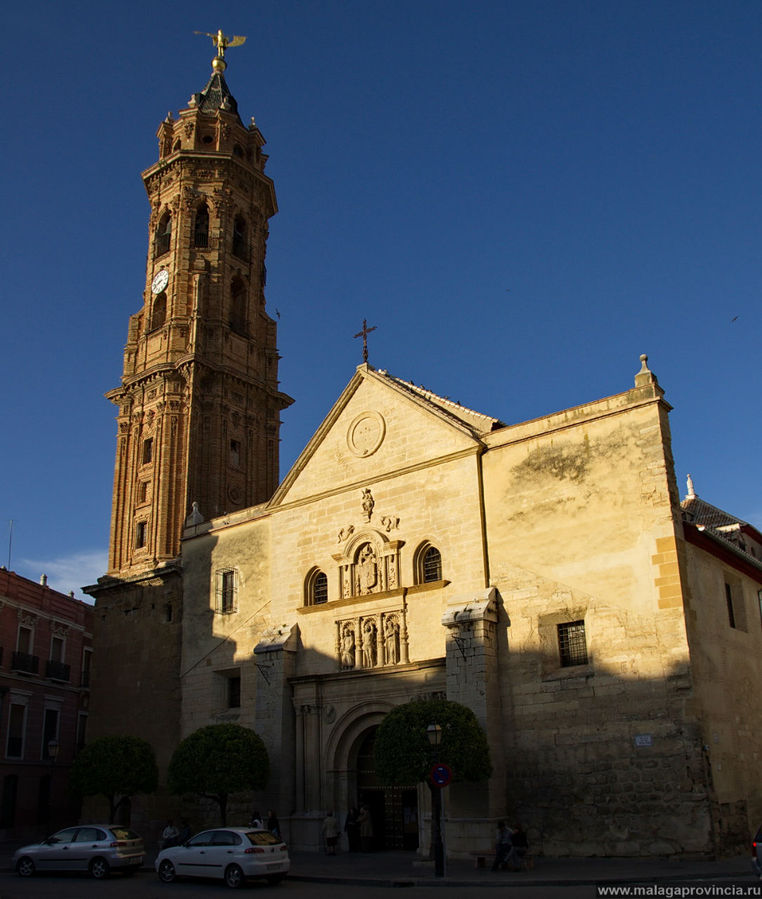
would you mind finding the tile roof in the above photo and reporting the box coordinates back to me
[378,370,505,438]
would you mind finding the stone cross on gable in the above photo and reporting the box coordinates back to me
[354,319,377,364]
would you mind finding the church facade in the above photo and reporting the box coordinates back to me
[86,41,762,858]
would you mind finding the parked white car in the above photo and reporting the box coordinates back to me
[155,826,289,888]
[14,825,144,879]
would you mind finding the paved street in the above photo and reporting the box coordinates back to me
[1,871,762,899]
[0,872,586,899]
[0,843,758,899]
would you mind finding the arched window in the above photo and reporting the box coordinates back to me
[232,215,248,260]
[150,292,166,330]
[230,278,247,335]
[415,542,442,584]
[305,569,328,606]
[155,212,171,256]
[193,204,209,248]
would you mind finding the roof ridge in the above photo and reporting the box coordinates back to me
[379,371,504,432]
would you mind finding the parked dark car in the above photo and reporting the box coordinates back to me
[753,826,762,878]
[14,825,144,879]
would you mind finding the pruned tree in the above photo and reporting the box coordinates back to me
[167,723,269,825]
[70,735,158,823]
[374,698,492,862]
[374,698,492,785]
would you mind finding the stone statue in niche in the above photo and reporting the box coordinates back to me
[356,543,378,595]
[362,619,377,667]
[384,617,400,665]
[361,488,375,522]
[340,624,355,669]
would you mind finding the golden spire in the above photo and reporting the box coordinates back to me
[194,29,246,72]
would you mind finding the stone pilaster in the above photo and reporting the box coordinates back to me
[441,587,505,844]
[253,622,297,830]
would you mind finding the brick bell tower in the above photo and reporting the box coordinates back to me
[106,35,292,577]
[84,36,291,813]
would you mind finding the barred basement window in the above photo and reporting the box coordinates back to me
[215,569,238,614]
[557,620,588,667]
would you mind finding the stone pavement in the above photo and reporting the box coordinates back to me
[1,840,756,888]
[285,848,756,888]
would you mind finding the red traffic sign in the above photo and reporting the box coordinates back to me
[429,763,453,788]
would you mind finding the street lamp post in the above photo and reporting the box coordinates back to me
[426,723,446,878]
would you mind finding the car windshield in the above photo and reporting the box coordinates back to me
[246,831,281,846]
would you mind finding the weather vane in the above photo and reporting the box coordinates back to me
[354,319,377,364]
[195,29,247,61]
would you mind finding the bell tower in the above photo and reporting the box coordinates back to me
[84,40,292,818]
[105,40,292,576]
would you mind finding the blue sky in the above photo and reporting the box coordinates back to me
[2,0,760,599]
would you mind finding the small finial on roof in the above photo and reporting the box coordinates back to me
[686,473,696,499]
[634,352,661,391]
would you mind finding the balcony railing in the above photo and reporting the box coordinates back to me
[11,651,39,675]
[45,659,71,682]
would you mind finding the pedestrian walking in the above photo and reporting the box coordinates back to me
[322,810,339,855]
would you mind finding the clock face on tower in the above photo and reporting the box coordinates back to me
[151,269,169,294]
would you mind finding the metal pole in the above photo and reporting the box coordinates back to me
[430,782,445,877]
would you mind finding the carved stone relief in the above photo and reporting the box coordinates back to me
[335,609,408,670]
[347,411,386,457]
[333,532,404,600]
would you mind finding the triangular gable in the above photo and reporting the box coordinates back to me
[271,365,500,507]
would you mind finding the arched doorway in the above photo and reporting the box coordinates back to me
[355,727,418,851]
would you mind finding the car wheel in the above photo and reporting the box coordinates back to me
[158,859,177,883]
[16,857,35,878]
[89,857,110,879]
[224,863,245,888]
[267,873,285,884]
